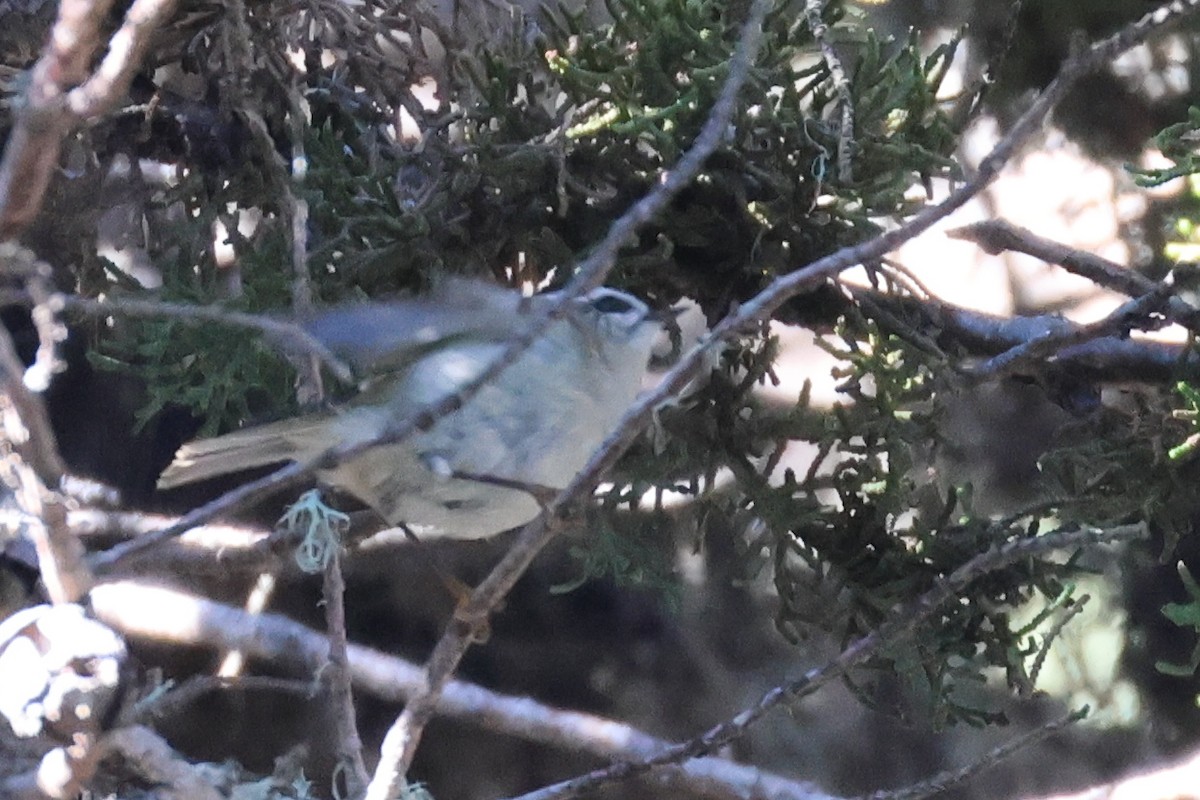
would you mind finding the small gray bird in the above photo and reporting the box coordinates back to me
[157,280,662,539]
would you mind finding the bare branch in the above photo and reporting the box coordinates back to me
[509,524,1146,800]
[66,0,180,119]
[805,0,854,183]
[0,0,180,238]
[322,550,370,794]
[89,456,314,569]
[948,219,1200,331]
[0,276,88,602]
[860,708,1086,800]
[88,580,840,800]
[0,291,356,390]
[834,277,1196,383]
[100,726,225,800]
[0,317,65,486]
[969,289,1172,380]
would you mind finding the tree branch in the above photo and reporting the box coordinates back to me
[88,579,839,800]
[0,0,179,238]
[509,524,1146,800]
[948,219,1200,332]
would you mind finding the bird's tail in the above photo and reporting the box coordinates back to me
[157,417,328,489]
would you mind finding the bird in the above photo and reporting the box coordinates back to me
[157,279,662,539]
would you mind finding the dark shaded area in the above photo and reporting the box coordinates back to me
[1121,530,1200,751]
[875,0,1189,159]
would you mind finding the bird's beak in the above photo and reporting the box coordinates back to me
[648,304,687,325]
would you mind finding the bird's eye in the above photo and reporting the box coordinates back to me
[589,292,637,314]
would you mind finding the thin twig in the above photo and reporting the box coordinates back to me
[860,708,1087,800]
[1026,595,1090,692]
[953,0,1027,127]
[226,0,315,358]
[17,249,69,393]
[948,219,1200,331]
[1,292,356,387]
[508,524,1146,800]
[0,290,89,603]
[89,458,313,568]
[805,0,854,184]
[0,507,265,547]
[0,0,115,238]
[88,580,839,800]
[129,675,317,723]
[223,0,320,402]
[322,550,371,795]
[970,288,1172,379]
[917,297,1195,381]
[97,726,225,800]
[67,0,182,119]
[10,455,91,604]
[215,571,279,678]
[0,316,66,486]
[286,86,314,313]
[791,275,1198,383]
[0,248,351,385]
